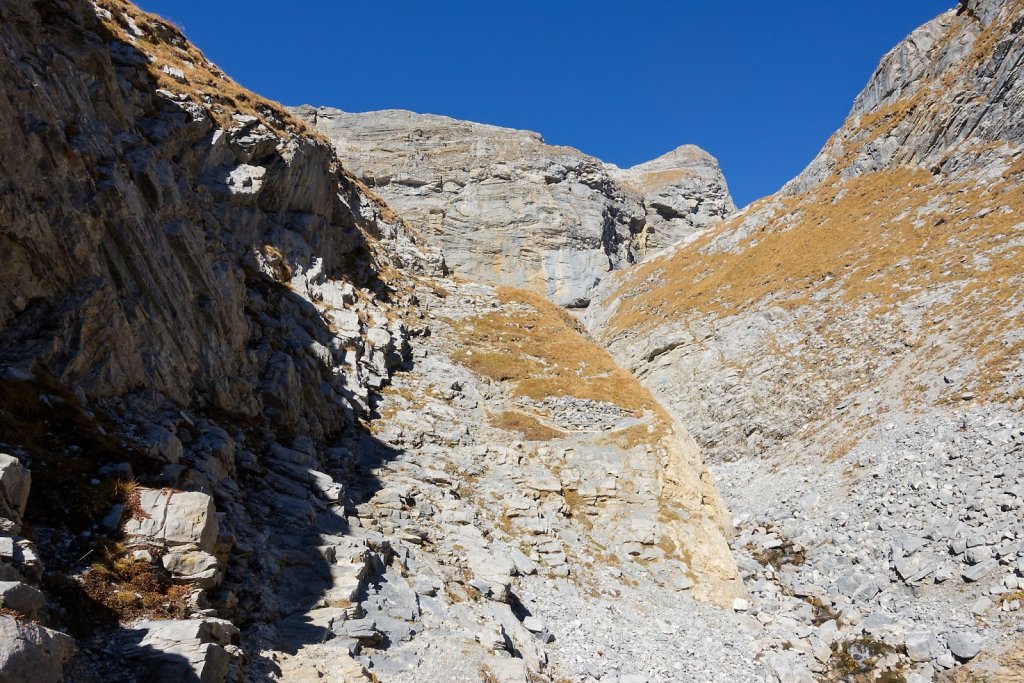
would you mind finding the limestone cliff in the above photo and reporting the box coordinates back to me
[610,144,736,246]
[584,4,1024,677]
[0,0,440,440]
[294,106,734,307]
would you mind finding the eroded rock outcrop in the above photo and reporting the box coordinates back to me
[0,0,439,441]
[610,144,736,248]
[589,0,1024,464]
[0,0,436,679]
[294,106,734,307]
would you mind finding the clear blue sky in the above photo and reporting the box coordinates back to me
[135,1,951,207]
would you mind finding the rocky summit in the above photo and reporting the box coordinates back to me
[293,107,734,308]
[0,0,1021,682]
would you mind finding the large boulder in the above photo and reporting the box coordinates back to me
[117,618,239,683]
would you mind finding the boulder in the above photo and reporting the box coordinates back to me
[162,550,221,589]
[124,489,218,553]
[948,631,986,661]
[0,456,30,532]
[0,615,75,683]
[466,550,515,601]
[0,581,44,619]
[119,618,239,683]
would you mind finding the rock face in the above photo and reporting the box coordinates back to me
[0,0,438,441]
[294,106,734,307]
[610,144,736,246]
[0,616,75,683]
[5,0,1021,679]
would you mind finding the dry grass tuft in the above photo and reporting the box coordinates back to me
[607,164,1024,402]
[489,410,565,441]
[95,0,319,138]
[77,541,190,624]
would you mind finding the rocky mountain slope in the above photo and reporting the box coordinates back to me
[293,107,734,308]
[588,0,1024,464]
[586,0,1024,679]
[0,1,740,681]
[2,0,1022,680]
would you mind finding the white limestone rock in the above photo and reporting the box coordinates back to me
[124,489,219,553]
[293,106,734,308]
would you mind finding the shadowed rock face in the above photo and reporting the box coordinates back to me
[0,0,437,440]
[293,106,734,307]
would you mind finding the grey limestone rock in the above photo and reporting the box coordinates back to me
[294,106,734,307]
[0,457,29,534]
[947,630,986,660]
[118,618,240,683]
[0,581,44,620]
[124,489,219,553]
[0,616,75,683]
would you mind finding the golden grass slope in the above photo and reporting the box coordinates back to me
[452,287,672,428]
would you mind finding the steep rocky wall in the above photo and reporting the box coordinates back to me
[610,144,736,246]
[588,0,1024,464]
[582,4,1024,678]
[0,0,443,678]
[0,0,438,440]
[294,106,734,307]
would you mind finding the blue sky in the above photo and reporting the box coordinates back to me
[136,1,950,207]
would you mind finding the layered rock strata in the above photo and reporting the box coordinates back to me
[585,0,1024,679]
[294,106,734,307]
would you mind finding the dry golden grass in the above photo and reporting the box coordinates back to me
[605,0,1024,411]
[607,162,1024,401]
[82,542,191,623]
[453,287,669,424]
[95,0,328,139]
[488,410,565,441]
[561,489,593,529]
[94,0,428,264]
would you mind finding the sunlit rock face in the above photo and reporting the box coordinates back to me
[295,106,734,307]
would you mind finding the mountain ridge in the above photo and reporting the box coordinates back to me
[294,105,735,308]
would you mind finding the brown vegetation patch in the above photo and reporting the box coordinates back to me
[488,410,565,441]
[82,542,190,622]
[828,637,905,682]
[452,287,671,436]
[607,163,1024,401]
[95,0,316,138]
[561,489,593,529]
